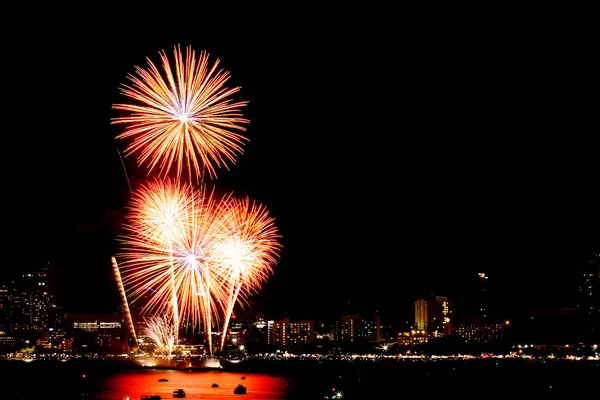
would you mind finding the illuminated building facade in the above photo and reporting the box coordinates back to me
[430,296,453,335]
[1,263,58,333]
[221,318,253,348]
[396,330,429,347]
[267,317,314,350]
[245,317,268,350]
[0,334,17,351]
[358,313,381,342]
[579,253,599,316]
[453,320,507,343]
[415,296,452,334]
[0,285,9,333]
[335,313,381,343]
[7,289,28,332]
[64,313,127,353]
[36,330,72,353]
[219,316,269,352]
[477,272,490,321]
[414,299,428,331]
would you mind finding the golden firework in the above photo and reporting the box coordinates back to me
[112,44,249,183]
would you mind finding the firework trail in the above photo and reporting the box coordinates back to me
[212,196,282,351]
[112,44,250,184]
[116,148,133,197]
[111,256,137,343]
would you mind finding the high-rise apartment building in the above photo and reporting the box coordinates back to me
[579,253,599,316]
[477,272,490,321]
[414,299,428,331]
[432,296,453,335]
[335,313,381,343]
[4,263,57,333]
[267,317,314,350]
[0,285,10,333]
[415,296,452,334]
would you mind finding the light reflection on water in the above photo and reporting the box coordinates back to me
[95,369,289,399]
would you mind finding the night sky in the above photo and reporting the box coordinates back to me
[3,13,598,324]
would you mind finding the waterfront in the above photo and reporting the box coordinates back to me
[1,357,599,399]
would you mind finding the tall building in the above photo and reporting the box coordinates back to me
[579,253,600,340]
[23,265,57,332]
[267,317,314,350]
[414,299,428,331]
[335,313,381,343]
[5,263,58,333]
[579,253,599,315]
[7,286,28,332]
[0,285,9,334]
[476,272,490,321]
[432,296,453,335]
[220,316,269,350]
[414,296,452,334]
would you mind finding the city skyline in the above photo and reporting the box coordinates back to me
[3,16,598,323]
[2,259,596,347]
[2,257,597,329]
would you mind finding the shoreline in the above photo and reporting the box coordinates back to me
[3,354,599,370]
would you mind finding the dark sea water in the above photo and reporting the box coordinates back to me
[1,357,599,399]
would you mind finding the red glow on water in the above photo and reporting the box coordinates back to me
[96,369,289,399]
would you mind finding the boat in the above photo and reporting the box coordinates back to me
[211,383,219,387]
[140,396,161,400]
[234,384,247,395]
[158,378,168,382]
[172,389,186,398]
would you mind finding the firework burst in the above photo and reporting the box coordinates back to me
[124,178,195,245]
[112,45,282,359]
[212,196,282,350]
[112,44,250,183]
[117,180,233,357]
[121,178,198,345]
[142,315,175,357]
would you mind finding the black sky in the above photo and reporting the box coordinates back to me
[2,12,598,323]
